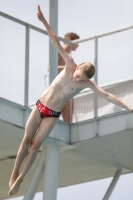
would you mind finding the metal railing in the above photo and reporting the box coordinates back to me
[71,25,133,122]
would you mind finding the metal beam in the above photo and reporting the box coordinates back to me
[103,167,122,200]
[43,142,59,200]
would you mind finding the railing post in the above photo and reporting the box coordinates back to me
[49,0,58,84]
[70,43,73,124]
[24,25,30,107]
[93,37,98,134]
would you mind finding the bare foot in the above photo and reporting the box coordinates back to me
[8,176,23,196]
[9,171,19,188]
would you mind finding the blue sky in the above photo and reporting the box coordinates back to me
[1,0,133,199]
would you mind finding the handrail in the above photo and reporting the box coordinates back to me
[71,25,133,44]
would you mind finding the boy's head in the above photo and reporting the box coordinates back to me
[73,62,95,82]
[64,32,80,51]
[79,62,95,79]
[64,32,80,41]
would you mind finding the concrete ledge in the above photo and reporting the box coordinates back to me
[1,97,133,145]
[71,112,133,143]
[0,97,31,127]
[0,97,70,143]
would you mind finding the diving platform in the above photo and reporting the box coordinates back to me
[0,8,133,199]
[0,97,133,199]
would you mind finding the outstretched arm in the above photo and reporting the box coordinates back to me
[88,80,133,112]
[37,5,74,69]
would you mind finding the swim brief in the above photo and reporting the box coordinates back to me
[36,100,61,119]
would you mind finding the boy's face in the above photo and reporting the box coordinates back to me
[72,44,79,51]
[66,36,79,51]
[65,43,78,51]
[73,67,88,83]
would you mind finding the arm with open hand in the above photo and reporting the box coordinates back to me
[88,80,133,113]
[37,5,74,70]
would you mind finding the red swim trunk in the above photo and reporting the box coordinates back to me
[36,100,61,119]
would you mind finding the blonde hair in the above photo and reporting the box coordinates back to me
[79,62,95,79]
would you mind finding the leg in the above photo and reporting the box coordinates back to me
[8,117,58,196]
[9,106,42,188]
[61,98,74,123]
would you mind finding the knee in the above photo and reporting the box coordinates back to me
[30,141,41,152]
[22,137,32,147]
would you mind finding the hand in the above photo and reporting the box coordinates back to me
[37,5,44,21]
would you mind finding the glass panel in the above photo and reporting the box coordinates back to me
[0,16,25,105]
[29,29,49,105]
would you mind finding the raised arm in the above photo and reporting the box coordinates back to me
[88,80,133,112]
[37,5,74,70]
